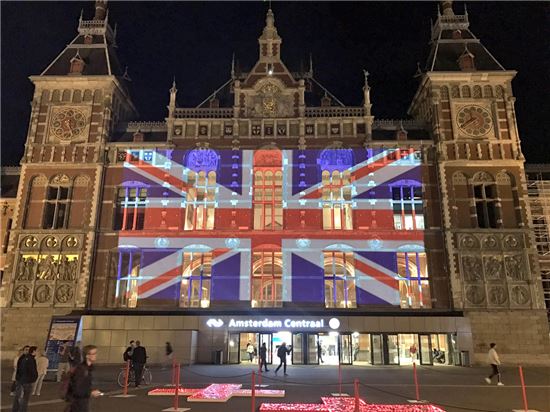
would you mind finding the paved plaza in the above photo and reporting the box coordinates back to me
[1,363,549,412]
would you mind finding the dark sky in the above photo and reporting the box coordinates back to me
[1,1,549,166]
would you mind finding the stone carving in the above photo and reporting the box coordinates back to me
[34,284,52,303]
[473,86,482,98]
[459,235,479,249]
[503,235,521,249]
[462,256,483,281]
[44,236,59,249]
[51,174,70,185]
[482,235,499,249]
[55,284,74,304]
[465,285,485,304]
[31,175,48,187]
[37,255,57,280]
[488,286,507,305]
[483,256,503,280]
[452,172,467,185]
[16,256,37,281]
[13,285,31,303]
[186,149,218,172]
[440,86,449,99]
[319,149,353,173]
[451,85,460,98]
[22,236,38,249]
[495,86,504,98]
[57,256,73,280]
[63,236,79,249]
[505,255,525,281]
[472,171,493,183]
[511,286,530,305]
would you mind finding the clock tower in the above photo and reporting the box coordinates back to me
[409,1,548,363]
[0,0,137,353]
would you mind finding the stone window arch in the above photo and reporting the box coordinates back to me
[471,172,499,228]
[461,86,471,98]
[483,86,493,98]
[496,170,521,228]
[43,174,73,229]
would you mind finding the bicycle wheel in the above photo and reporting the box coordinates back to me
[143,368,152,385]
[118,368,134,387]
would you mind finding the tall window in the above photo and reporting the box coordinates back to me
[397,252,431,309]
[324,251,357,308]
[253,150,283,230]
[322,170,353,230]
[392,186,424,230]
[184,171,216,230]
[251,251,282,307]
[474,183,498,228]
[180,251,212,308]
[114,187,147,230]
[114,250,141,308]
[44,184,71,229]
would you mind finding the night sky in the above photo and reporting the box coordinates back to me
[1,1,549,166]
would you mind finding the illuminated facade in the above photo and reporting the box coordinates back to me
[1,1,549,366]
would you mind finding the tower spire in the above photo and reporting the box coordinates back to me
[258,8,282,61]
[94,0,108,21]
[441,1,454,16]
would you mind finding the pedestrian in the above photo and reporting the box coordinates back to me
[132,340,147,387]
[12,345,38,412]
[66,344,103,412]
[274,342,292,376]
[57,341,72,382]
[123,340,135,364]
[246,341,255,362]
[163,342,173,370]
[259,342,269,372]
[69,341,82,368]
[485,343,504,386]
[317,342,324,364]
[31,349,49,396]
[353,342,360,362]
[409,343,417,363]
[10,347,27,396]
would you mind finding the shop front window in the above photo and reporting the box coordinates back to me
[397,252,431,308]
[324,251,357,308]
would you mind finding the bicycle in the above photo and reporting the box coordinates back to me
[117,364,152,387]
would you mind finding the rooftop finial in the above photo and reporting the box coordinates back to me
[266,8,275,29]
[441,1,454,16]
[94,0,107,20]
[309,53,313,75]
[231,52,235,79]
[170,77,177,94]
[363,69,370,89]
[79,9,84,22]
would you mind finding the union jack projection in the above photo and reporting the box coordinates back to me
[114,148,429,309]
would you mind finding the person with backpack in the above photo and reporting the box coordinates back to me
[123,340,135,364]
[64,344,103,412]
[131,341,147,387]
[12,345,38,412]
[31,349,49,396]
[274,342,292,376]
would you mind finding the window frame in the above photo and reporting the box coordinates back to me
[251,250,283,307]
[321,170,353,230]
[114,186,148,231]
[179,251,212,308]
[397,251,431,309]
[43,184,72,229]
[391,185,424,230]
[184,170,216,231]
[323,251,357,308]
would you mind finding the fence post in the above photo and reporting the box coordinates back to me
[123,360,130,396]
[251,372,256,412]
[354,378,360,412]
[413,362,420,402]
[518,365,529,412]
[173,363,180,411]
[171,358,177,385]
[338,362,342,395]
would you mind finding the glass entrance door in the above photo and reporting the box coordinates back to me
[419,334,433,365]
[386,334,399,365]
[307,333,319,364]
[339,333,353,365]
[228,332,240,364]
[292,332,304,364]
[259,333,273,364]
[371,334,383,365]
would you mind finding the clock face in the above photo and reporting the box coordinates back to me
[456,105,493,137]
[49,107,89,141]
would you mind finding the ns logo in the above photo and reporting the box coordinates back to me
[206,318,224,328]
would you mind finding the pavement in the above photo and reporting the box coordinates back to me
[1,363,549,412]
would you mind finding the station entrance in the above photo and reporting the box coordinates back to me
[227,331,458,366]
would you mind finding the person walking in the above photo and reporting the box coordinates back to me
[12,345,38,412]
[69,341,82,368]
[409,343,418,363]
[66,345,103,412]
[57,341,71,382]
[246,341,255,362]
[274,342,292,376]
[317,342,324,364]
[132,341,147,387]
[259,342,269,372]
[485,343,504,386]
[163,342,173,370]
[31,350,49,396]
[10,347,27,396]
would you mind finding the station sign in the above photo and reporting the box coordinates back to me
[206,317,340,330]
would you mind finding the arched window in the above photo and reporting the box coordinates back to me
[391,183,423,230]
[253,150,283,230]
[322,170,353,230]
[184,149,218,230]
[324,251,356,308]
[110,249,141,308]
[114,184,147,230]
[472,172,498,228]
[179,251,212,308]
[251,250,283,307]
[43,175,72,229]
[397,252,431,309]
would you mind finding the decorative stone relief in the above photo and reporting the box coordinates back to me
[51,174,70,185]
[483,256,503,280]
[505,255,525,280]
[12,284,31,303]
[37,255,57,280]
[16,256,37,281]
[462,256,483,281]
[55,284,74,304]
[63,236,79,249]
[503,235,521,249]
[511,286,530,305]
[488,286,507,305]
[43,236,59,249]
[465,285,485,304]
[482,235,499,249]
[459,235,479,250]
[34,284,53,303]
[451,85,460,98]
[21,236,38,249]
[473,86,482,98]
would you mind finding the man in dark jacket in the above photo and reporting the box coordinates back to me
[274,342,292,376]
[259,342,269,372]
[131,341,147,387]
[12,346,38,412]
[69,341,82,368]
[67,345,102,412]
